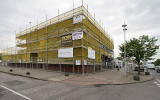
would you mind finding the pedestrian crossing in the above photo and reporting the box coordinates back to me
[154,79,160,87]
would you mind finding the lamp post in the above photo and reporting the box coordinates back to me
[122,22,127,72]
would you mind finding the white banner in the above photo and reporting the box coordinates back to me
[88,49,95,59]
[58,48,73,58]
[84,60,87,65]
[76,60,81,65]
[72,31,83,40]
[73,15,83,24]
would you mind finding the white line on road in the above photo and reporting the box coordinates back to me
[0,84,32,100]
[154,81,157,84]
[156,79,160,83]
[156,83,160,86]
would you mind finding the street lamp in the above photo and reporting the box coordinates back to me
[122,22,127,72]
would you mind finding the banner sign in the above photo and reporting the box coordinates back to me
[72,31,83,40]
[62,34,72,41]
[58,48,73,58]
[76,60,81,65]
[73,15,83,24]
[61,34,72,46]
[88,48,95,59]
[84,60,87,65]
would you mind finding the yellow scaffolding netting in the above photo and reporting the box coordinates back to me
[2,6,114,64]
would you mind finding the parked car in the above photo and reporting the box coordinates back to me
[156,66,160,73]
[147,64,155,69]
[134,66,144,72]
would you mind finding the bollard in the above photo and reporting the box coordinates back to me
[10,69,13,72]
[26,72,30,75]
[133,75,140,81]
[65,72,69,76]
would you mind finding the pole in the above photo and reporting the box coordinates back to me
[124,29,126,72]
[46,15,48,70]
[29,21,32,69]
[81,0,83,6]
[58,8,61,72]
[122,22,127,73]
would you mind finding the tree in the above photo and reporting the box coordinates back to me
[0,53,1,60]
[116,57,122,60]
[154,59,160,66]
[119,35,159,74]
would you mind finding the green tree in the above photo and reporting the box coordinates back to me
[0,53,1,60]
[116,57,122,60]
[154,59,160,66]
[119,35,159,74]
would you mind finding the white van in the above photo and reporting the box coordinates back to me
[144,61,155,69]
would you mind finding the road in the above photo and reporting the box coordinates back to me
[0,70,160,100]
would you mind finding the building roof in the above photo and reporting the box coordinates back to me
[16,6,113,42]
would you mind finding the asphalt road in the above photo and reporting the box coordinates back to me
[0,70,160,100]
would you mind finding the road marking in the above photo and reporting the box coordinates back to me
[156,83,160,86]
[158,86,160,88]
[0,84,32,100]
[156,79,160,83]
[154,81,157,84]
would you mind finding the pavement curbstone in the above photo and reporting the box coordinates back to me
[92,75,155,86]
[0,70,48,81]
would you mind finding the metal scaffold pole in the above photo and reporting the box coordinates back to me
[73,0,75,74]
[46,15,48,70]
[36,18,38,69]
[86,2,89,73]
[29,21,32,69]
[58,8,61,72]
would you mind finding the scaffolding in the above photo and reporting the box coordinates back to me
[2,6,114,73]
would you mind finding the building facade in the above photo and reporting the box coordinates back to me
[2,6,114,73]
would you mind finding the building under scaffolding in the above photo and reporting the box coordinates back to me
[2,6,114,73]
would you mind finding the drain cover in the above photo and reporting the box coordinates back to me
[3,80,25,86]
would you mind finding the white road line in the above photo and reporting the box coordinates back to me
[154,81,157,84]
[156,79,160,83]
[0,84,32,100]
[158,86,160,87]
[156,83,160,86]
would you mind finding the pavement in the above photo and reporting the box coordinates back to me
[63,69,153,85]
[0,65,153,86]
[0,69,159,100]
[0,66,79,81]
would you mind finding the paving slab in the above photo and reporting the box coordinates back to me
[63,68,153,85]
[0,66,153,86]
[0,66,78,82]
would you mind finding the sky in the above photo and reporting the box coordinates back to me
[0,0,160,59]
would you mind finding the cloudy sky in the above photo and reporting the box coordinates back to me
[0,0,160,59]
